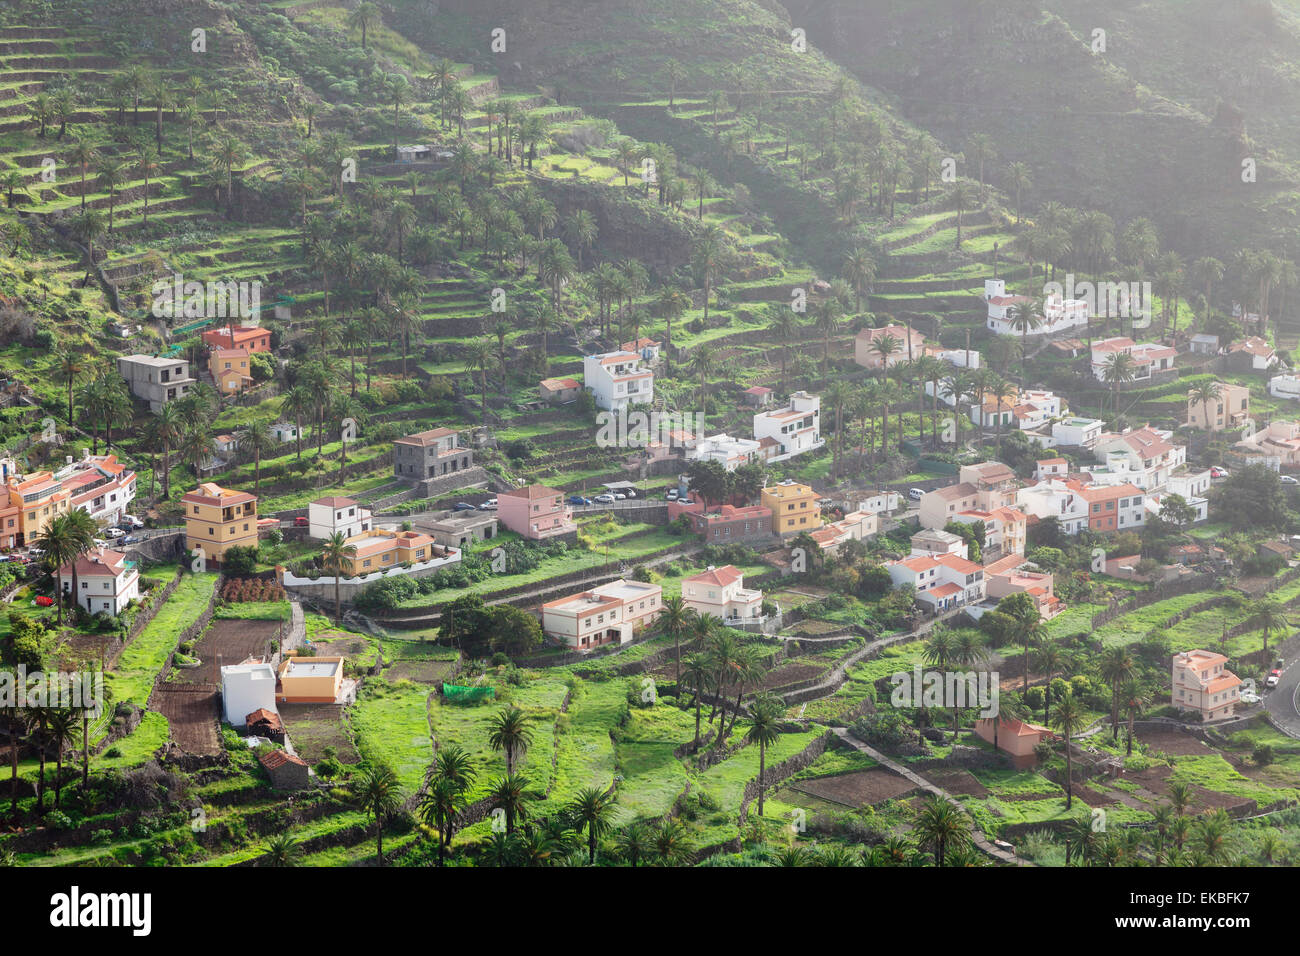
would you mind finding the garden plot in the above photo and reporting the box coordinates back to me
[178,618,282,685]
[1137,729,1217,757]
[280,702,359,765]
[150,685,220,756]
[789,768,918,807]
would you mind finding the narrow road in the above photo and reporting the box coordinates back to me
[1263,634,1300,738]
[832,728,1029,866]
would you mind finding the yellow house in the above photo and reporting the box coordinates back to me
[208,347,254,395]
[8,472,70,546]
[337,528,438,575]
[277,656,344,704]
[183,481,259,560]
[760,480,821,537]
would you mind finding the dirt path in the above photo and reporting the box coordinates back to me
[832,729,1030,867]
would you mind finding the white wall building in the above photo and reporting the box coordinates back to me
[887,553,987,612]
[583,350,655,411]
[60,548,139,616]
[688,434,761,471]
[1090,337,1177,383]
[857,491,901,515]
[682,565,764,624]
[221,662,278,725]
[1269,374,1300,401]
[308,496,373,540]
[54,453,137,526]
[753,391,823,462]
[984,280,1089,336]
[541,579,663,650]
[1016,479,1089,535]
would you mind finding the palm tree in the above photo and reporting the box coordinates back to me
[0,168,28,210]
[1035,640,1065,725]
[263,831,302,866]
[568,786,616,865]
[1100,351,1136,416]
[565,209,598,269]
[692,225,725,322]
[1189,380,1223,431]
[348,1,381,51]
[616,820,653,867]
[948,180,977,248]
[913,794,969,867]
[464,339,494,426]
[237,419,276,498]
[1099,646,1134,742]
[488,772,531,835]
[746,693,784,817]
[418,775,466,866]
[55,350,84,426]
[488,706,535,775]
[1052,691,1085,810]
[1006,161,1032,223]
[658,595,691,687]
[320,532,358,623]
[280,385,313,462]
[1006,297,1044,385]
[35,516,83,626]
[691,341,717,409]
[842,247,877,314]
[354,763,402,864]
[680,652,711,752]
[68,139,98,211]
[45,709,75,811]
[1246,597,1289,658]
[1121,681,1150,757]
[95,157,126,234]
[652,817,693,865]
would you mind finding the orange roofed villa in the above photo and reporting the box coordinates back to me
[1172,650,1242,722]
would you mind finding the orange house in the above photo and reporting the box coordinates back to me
[974,717,1056,768]
[201,325,272,353]
[209,347,254,394]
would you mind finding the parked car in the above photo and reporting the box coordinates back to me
[1276,659,1286,670]
[568,495,591,506]
[1266,669,1282,688]
[480,498,498,510]
[92,538,107,548]
[122,535,138,545]
[34,595,54,607]
[27,547,44,558]
[104,527,126,539]
[614,493,627,500]
[453,502,477,511]
[1210,466,1230,479]
[1282,475,1299,486]
[593,494,616,504]
[294,516,310,527]
[123,514,145,529]
[908,488,925,501]
[624,488,637,498]
[665,489,679,501]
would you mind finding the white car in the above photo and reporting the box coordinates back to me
[123,515,145,529]
[593,494,616,504]
[614,493,627,500]
[93,538,108,548]
[1282,475,1299,486]
[104,527,126,539]
[908,488,925,501]
[666,489,679,501]
[479,499,498,511]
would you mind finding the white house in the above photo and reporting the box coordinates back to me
[308,496,373,540]
[1145,491,1208,524]
[1048,416,1104,449]
[540,579,663,650]
[688,434,761,471]
[221,662,278,725]
[1016,479,1089,535]
[583,350,655,411]
[753,390,823,462]
[1229,336,1281,372]
[271,422,299,444]
[620,337,662,364]
[887,553,987,612]
[59,548,139,616]
[857,490,901,515]
[984,280,1089,336]
[1091,426,1187,491]
[682,565,764,624]
[1091,337,1177,383]
[54,453,137,526]
[910,528,969,559]
[1269,374,1300,401]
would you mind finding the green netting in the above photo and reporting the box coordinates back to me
[442,683,496,702]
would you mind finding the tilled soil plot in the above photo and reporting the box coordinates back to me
[790,768,918,807]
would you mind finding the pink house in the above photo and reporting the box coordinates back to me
[498,484,576,540]
[1172,650,1242,722]
[974,717,1056,768]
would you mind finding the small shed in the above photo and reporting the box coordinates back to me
[259,749,311,790]
[1189,333,1220,355]
[743,385,773,407]
[246,707,285,743]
